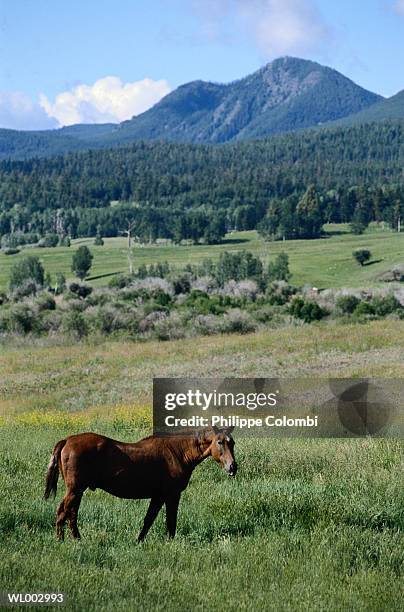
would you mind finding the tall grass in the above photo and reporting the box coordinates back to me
[0,421,403,612]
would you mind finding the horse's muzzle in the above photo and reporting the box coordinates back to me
[227,462,237,476]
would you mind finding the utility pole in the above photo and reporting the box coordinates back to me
[120,219,137,274]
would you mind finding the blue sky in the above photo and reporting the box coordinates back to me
[1,0,404,129]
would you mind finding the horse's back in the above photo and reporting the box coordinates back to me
[59,432,172,498]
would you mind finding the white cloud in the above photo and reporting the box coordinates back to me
[394,0,404,15]
[191,0,329,58]
[237,0,329,57]
[0,91,58,130]
[39,76,171,127]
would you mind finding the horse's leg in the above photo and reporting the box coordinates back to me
[66,490,84,540]
[56,499,66,541]
[56,489,83,540]
[165,492,181,539]
[137,497,164,542]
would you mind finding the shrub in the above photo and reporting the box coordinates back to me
[55,272,66,295]
[35,293,56,312]
[353,301,375,316]
[221,280,259,300]
[170,273,192,295]
[353,249,371,266]
[41,310,63,333]
[59,235,71,247]
[109,273,135,289]
[9,256,45,291]
[38,233,59,248]
[183,290,227,315]
[3,247,20,255]
[370,295,402,316]
[8,304,37,333]
[289,297,327,322]
[266,281,295,305]
[192,314,222,336]
[220,309,257,334]
[11,280,42,301]
[68,283,93,299]
[62,310,89,338]
[336,295,361,315]
[90,305,137,335]
[152,313,186,341]
[94,234,104,246]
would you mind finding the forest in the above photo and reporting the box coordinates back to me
[0,120,403,245]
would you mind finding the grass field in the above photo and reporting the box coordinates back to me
[1,321,403,611]
[1,224,403,292]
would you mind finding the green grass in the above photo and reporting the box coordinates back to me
[1,224,403,292]
[1,321,403,611]
[0,422,403,611]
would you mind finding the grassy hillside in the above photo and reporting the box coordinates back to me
[1,225,403,293]
[0,321,403,611]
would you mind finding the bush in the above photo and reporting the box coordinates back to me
[370,295,402,316]
[183,290,226,315]
[171,273,192,295]
[62,310,89,338]
[92,305,139,335]
[3,247,20,255]
[266,281,295,305]
[38,233,59,248]
[353,249,371,266]
[336,295,361,315]
[9,256,45,291]
[8,304,37,333]
[35,293,56,312]
[59,236,71,247]
[68,283,93,299]
[152,313,186,341]
[55,272,66,295]
[10,280,42,301]
[353,301,375,316]
[220,309,257,334]
[289,297,327,323]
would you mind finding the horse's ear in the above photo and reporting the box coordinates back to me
[211,425,220,435]
[223,426,234,436]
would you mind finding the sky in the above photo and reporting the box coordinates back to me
[0,0,404,130]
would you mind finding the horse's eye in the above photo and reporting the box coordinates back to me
[217,440,223,446]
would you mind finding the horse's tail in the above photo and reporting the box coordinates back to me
[44,439,66,500]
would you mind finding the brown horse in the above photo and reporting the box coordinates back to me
[44,427,236,541]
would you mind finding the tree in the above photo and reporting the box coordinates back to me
[72,246,93,279]
[295,185,323,239]
[94,229,104,246]
[353,249,371,266]
[9,255,45,291]
[267,252,291,282]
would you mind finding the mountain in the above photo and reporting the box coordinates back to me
[328,89,404,127]
[0,57,383,159]
[108,57,382,144]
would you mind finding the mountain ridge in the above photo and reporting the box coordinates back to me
[0,56,389,159]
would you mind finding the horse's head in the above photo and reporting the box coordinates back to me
[202,426,237,476]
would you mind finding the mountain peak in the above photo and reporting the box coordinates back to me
[114,57,381,144]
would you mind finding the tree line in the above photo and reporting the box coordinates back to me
[0,120,403,244]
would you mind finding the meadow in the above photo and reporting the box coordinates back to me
[0,320,403,611]
[1,224,403,292]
